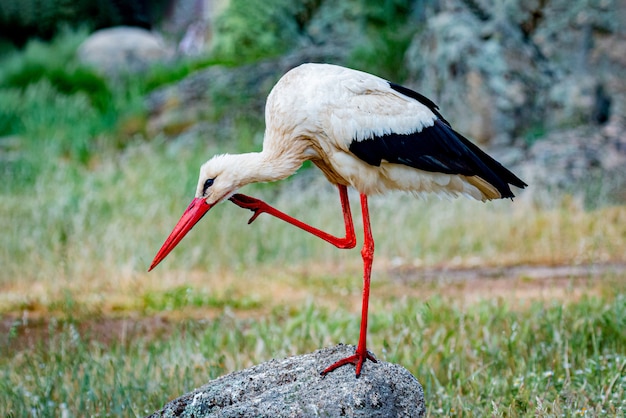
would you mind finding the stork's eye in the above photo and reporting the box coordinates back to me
[202,178,215,195]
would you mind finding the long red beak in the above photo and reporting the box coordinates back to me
[149,197,212,271]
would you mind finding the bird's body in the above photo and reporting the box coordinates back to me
[150,63,527,377]
[205,64,521,202]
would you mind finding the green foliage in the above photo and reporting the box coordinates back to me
[209,0,425,79]
[137,60,211,94]
[350,24,415,81]
[210,0,318,62]
[135,55,234,94]
[0,0,170,44]
[0,81,105,187]
[0,30,112,113]
[0,0,92,43]
[366,0,424,77]
[323,0,425,80]
[0,29,140,189]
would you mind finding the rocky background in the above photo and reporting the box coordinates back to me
[2,0,625,204]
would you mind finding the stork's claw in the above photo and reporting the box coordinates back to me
[320,348,378,378]
[229,194,268,224]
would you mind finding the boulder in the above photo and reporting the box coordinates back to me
[404,0,618,146]
[78,26,174,77]
[148,344,425,418]
[517,119,626,203]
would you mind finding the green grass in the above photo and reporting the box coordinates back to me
[2,291,625,416]
[141,285,263,312]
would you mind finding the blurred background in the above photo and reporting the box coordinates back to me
[1,0,626,416]
[1,0,625,199]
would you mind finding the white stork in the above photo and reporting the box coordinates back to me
[149,63,527,377]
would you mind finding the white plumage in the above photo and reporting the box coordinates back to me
[150,63,527,377]
[195,63,523,201]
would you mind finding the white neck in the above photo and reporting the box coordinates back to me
[231,150,304,187]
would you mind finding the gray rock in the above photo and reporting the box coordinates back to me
[78,26,174,77]
[147,344,425,418]
[404,0,619,146]
[517,119,626,204]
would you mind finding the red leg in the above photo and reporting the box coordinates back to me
[230,187,377,377]
[229,185,356,249]
[320,193,377,377]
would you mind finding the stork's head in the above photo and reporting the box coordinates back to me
[149,154,240,271]
[195,154,243,205]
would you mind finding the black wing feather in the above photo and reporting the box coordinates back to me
[389,82,451,127]
[349,119,527,199]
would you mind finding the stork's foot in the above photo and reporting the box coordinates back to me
[229,194,268,224]
[320,348,378,378]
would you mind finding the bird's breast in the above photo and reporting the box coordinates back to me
[302,140,350,187]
